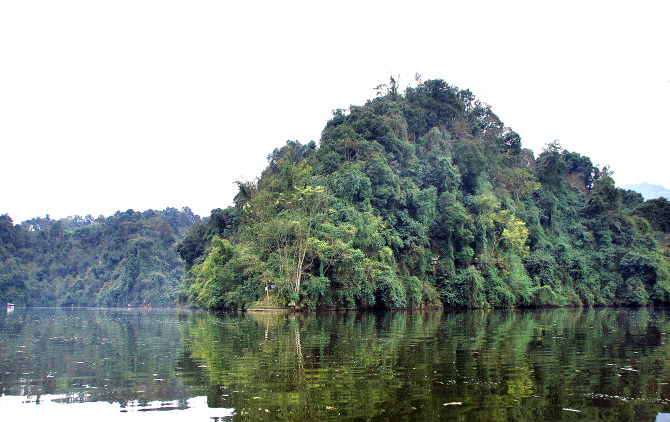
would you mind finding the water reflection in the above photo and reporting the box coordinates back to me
[177,309,670,421]
[0,308,190,406]
[1,307,670,421]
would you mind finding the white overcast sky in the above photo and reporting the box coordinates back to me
[1,0,669,223]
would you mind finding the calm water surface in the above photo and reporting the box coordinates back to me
[1,307,670,421]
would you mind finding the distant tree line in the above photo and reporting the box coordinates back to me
[0,208,198,306]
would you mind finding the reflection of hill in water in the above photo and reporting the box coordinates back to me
[178,308,670,421]
[2,308,670,421]
[0,308,191,405]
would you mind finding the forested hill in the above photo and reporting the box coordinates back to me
[179,78,670,310]
[0,208,199,307]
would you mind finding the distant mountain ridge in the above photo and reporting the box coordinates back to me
[624,183,670,200]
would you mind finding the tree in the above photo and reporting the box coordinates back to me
[636,198,670,232]
[277,185,330,297]
[453,139,486,194]
[586,176,621,216]
[494,210,530,257]
[535,141,567,185]
[500,168,541,201]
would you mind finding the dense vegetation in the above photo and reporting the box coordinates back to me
[0,208,198,307]
[2,78,669,310]
[179,78,670,310]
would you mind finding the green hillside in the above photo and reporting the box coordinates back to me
[179,78,670,310]
[0,208,198,307]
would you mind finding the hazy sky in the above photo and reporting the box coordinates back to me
[1,0,669,223]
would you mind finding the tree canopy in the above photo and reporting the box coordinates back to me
[3,78,669,310]
[0,208,198,307]
[178,78,670,310]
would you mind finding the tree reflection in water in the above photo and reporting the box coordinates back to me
[1,308,670,421]
[178,308,670,421]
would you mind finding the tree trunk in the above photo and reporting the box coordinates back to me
[295,251,305,295]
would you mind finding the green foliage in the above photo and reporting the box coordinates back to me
[178,207,238,269]
[532,285,562,307]
[535,141,567,185]
[6,79,667,310]
[449,268,487,308]
[503,254,534,306]
[176,77,670,310]
[636,197,670,232]
[482,265,515,307]
[0,208,198,307]
[587,176,622,216]
[452,139,487,194]
[498,167,541,201]
[375,270,407,308]
[185,237,263,310]
[403,275,423,308]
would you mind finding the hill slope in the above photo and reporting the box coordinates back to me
[0,208,199,306]
[179,78,670,310]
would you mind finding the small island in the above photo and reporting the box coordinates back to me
[178,78,670,311]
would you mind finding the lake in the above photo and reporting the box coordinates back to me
[1,307,669,421]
